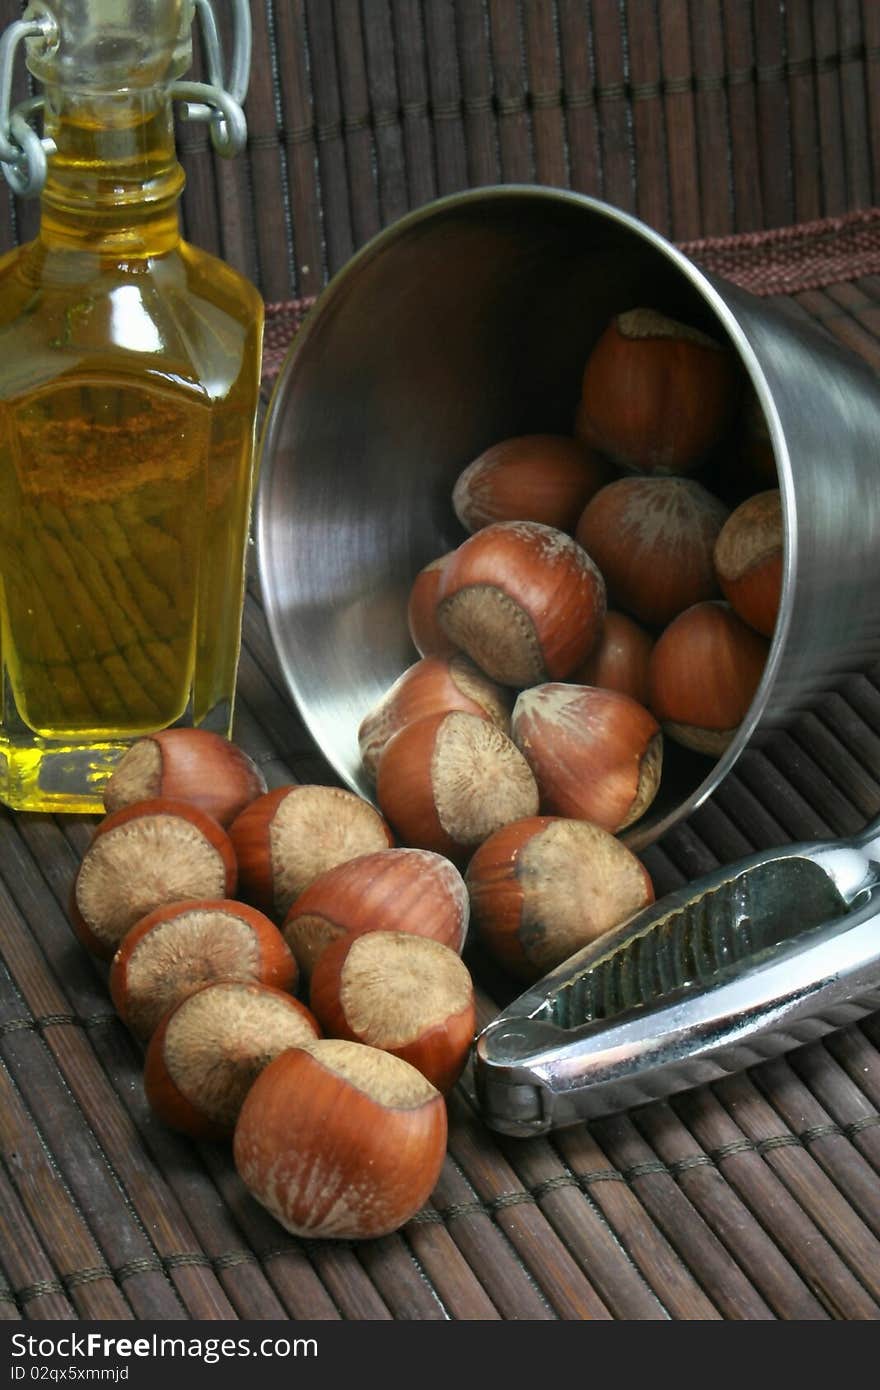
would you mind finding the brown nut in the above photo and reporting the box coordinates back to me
[452,434,607,534]
[109,898,297,1041]
[466,816,655,981]
[511,683,662,832]
[103,729,267,826]
[713,489,783,637]
[233,1040,448,1239]
[436,520,606,687]
[144,980,320,1140]
[574,475,729,629]
[647,599,770,755]
[375,710,539,862]
[70,798,237,960]
[569,610,654,706]
[228,784,394,919]
[577,306,739,474]
[358,653,511,782]
[407,553,458,658]
[309,930,476,1093]
[281,845,469,979]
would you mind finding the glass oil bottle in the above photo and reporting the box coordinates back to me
[0,0,263,811]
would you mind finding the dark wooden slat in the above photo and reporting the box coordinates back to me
[355,1235,447,1319]
[361,1,410,225]
[523,0,567,189]
[674,1086,879,1318]
[551,1124,720,1319]
[682,797,756,864]
[785,1040,880,1181]
[589,1113,775,1319]
[402,1212,503,1320]
[862,0,880,205]
[305,0,354,274]
[557,0,600,195]
[490,1128,666,1319]
[0,1058,133,1320]
[634,1101,829,1319]
[789,710,880,821]
[333,1,382,245]
[423,0,469,194]
[713,1072,880,1307]
[428,1153,556,1319]
[455,0,500,187]
[487,0,532,182]
[810,0,847,217]
[722,0,763,231]
[729,747,835,840]
[591,0,635,213]
[761,729,864,836]
[0,1005,216,1319]
[753,0,793,229]
[447,1096,614,1319]
[833,0,871,211]
[391,0,438,209]
[750,1058,880,1241]
[657,0,701,238]
[626,0,672,232]
[273,0,325,296]
[785,0,822,222]
[0,1161,77,1319]
[243,0,292,299]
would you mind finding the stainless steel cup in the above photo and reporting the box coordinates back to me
[256,186,880,848]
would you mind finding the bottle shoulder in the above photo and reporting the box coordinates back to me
[0,238,264,400]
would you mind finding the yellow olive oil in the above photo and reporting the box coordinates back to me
[0,77,263,811]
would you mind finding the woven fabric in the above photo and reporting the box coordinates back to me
[680,207,880,295]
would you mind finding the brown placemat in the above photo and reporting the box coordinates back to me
[2,221,880,1322]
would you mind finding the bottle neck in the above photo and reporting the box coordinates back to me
[38,85,184,257]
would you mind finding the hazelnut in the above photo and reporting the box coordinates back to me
[466,816,655,980]
[511,683,662,832]
[451,434,606,534]
[358,653,511,781]
[103,729,267,826]
[109,898,297,1041]
[574,475,729,628]
[577,306,739,474]
[436,520,606,687]
[144,980,320,1140]
[407,553,458,658]
[233,1040,448,1239]
[309,930,476,1093]
[647,599,770,754]
[375,710,539,862]
[281,845,469,979]
[713,489,783,637]
[70,798,237,959]
[228,784,393,919]
[569,610,654,705]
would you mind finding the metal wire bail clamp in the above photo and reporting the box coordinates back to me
[0,0,252,197]
[0,7,57,197]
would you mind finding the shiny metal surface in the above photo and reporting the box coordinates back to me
[473,815,880,1135]
[257,186,880,847]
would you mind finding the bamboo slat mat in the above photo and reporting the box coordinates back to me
[2,212,880,1322]
[3,1,880,291]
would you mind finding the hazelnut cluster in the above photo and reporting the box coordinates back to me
[69,727,478,1241]
[361,306,784,979]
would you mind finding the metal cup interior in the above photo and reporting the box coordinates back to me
[256,187,880,848]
